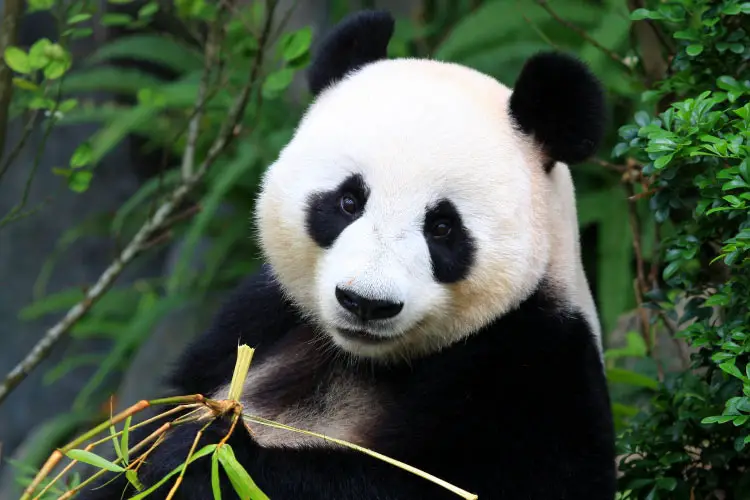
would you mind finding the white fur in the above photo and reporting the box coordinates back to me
[255,58,598,360]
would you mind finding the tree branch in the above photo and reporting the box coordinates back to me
[0,0,278,406]
[181,7,224,181]
[0,0,24,179]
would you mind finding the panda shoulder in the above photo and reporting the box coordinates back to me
[166,264,301,395]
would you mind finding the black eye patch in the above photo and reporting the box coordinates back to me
[305,174,369,248]
[423,199,476,283]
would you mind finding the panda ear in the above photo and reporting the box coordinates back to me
[509,51,606,170]
[307,10,395,96]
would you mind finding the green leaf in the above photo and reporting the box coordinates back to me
[43,353,103,385]
[68,170,93,193]
[604,331,648,360]
[12,77,39,91]
[630,8,652,20]
[4,47,31,74]
[635,111,650,127]
[719,361,745,380]
[45,60,72,80]
[111,169,181,235]
[656,477,677,491]
[612,142,629,158]
[65,449,125,472]
[59,66,165,95]
[126,469,144,492]
[663,261,680,280]
[28,38,52,70]
[654,153,674,169]
[723,3,742,15]
[686,44,704,56]
[262,68,295,97]
[211,450,222,500]
[607,368,660,390]
[167,144,257,294]
[82,105,157,169]
[702,415,735,424]
[717,75,739,90]
[121,415,132,465]
[138,1,159,18]
[217,445,270,500]
[108,417,124,463]
[129,445,217,499]
[70,142,93,168]
[58,99,78,113]
[27,0,54,11]
[67,13,92,24]
[281,27,312,62]
[704,294,730,306]
[87,34,203,75]
[102,13,133,26]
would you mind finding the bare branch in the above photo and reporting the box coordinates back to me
[181,7,224,181]
[0,84,66,230]
[0,0,279,406]
[0,108,41,183]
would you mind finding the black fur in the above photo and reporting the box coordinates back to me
[307,10,395,96]
[305,173,369,249]
[424,199,476,283]
[509,51,607,169]
[76,266,616,500]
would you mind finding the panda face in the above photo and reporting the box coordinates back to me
[256,59,554,360]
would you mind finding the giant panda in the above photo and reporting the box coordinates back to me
[77,9,615,500]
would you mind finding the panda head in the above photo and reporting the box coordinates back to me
[255,10,606,361]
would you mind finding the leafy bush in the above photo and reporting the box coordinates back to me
[613,1,750,498]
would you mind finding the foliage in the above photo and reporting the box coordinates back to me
[611,0,750,498]
[2,0,748,498]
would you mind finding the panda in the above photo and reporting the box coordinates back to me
[77,9,615,500]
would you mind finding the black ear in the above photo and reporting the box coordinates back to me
[307,10,395,96]
[509,51,606,169]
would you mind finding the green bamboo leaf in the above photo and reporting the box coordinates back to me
[217,445,269,500]
[167,144,258,294]
[121,415,132,465]
[606,368,659,390]
[111,168,181,235]
[59,66,165,95]
[73,293,189,410]
[109,416,124,463]
[83,105,157,168]
[595,187,634,335]
[128,444,217,499]
[65,449,125,472]
[211,450,222,500]
[126,469,144,492]
[68,13,92,24]
[87,34,202,74]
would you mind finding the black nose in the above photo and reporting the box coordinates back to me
[335,287,404,321]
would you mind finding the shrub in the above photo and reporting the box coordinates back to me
[613,1,750,498]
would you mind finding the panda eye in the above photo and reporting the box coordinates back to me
[430,219,452,239]
[339,193,359,216]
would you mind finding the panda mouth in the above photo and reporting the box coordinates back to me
[336,328,394,344]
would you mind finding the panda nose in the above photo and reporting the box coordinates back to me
[335,287,404,321]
